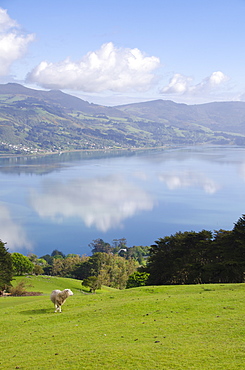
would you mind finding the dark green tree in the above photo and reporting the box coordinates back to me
[40,254,53,265]
[229,215,245,281]
[89,238,112,254]
[126,271,150,288]
[203,229,235,283]
[82,276,101,293]
[51,249,65,258]
[144,216,245,285]
[39,254,53,274]
[144,230,213,285]
[0,240,13,292]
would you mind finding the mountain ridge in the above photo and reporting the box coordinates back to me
[0,83,245,155]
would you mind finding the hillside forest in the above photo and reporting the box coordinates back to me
[1,214,245,293]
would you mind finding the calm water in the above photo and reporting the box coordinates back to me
[0,146,245,257]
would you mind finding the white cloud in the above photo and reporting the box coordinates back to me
[0,7,17,32]
[161,71,229,96]
[158,170,220,194]
[26,42,160,92]
[0,204,32,251]
[30,175,154,232]
[0,8,35,77]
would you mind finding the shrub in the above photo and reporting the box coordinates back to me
[9,281,32,296]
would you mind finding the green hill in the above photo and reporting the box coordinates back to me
[1,83,245,155]
[1,276,245,369]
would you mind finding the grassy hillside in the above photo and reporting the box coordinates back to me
[1,276,245,369]
[1,83,245,156]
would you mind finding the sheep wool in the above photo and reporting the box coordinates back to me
[50,289,73,312]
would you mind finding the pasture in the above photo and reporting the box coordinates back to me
[1,276,245,369]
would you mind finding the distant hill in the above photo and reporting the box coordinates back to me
[0,83,245,155]
[116,99,245,135]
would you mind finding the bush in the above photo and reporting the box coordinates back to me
[9,281,29,296]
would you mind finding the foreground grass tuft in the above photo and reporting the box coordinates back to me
[1,277,245,369]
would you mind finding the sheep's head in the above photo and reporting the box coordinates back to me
[64,289,73,296]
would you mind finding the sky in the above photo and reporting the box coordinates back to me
[1,0,245,106]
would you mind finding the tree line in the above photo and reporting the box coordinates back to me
[0,238,149,293]
[142,215,245,285]
[1,215,245,293]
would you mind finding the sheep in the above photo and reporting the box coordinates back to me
[50,289,73,312]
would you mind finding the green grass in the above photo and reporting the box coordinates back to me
[1,277,245,369]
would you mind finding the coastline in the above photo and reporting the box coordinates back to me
[0,145,170,160]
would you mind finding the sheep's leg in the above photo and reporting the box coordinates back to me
[55,304,62,313]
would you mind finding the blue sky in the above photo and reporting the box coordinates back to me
[1,0,245,105]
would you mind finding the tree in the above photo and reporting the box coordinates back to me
[126,271,150,288]
[39,254,53,274]
[33,265,44,275]
[11,252,34,275]
[203,229,235,283]
[51,249,65,258]
[89,239,112,254]
[144,218,245,285]
[126,246,150,264]
[144,230,213,285]
[52,255,82,277]
[82,276,101,293]
[112,238,127,253]
[72,252,138,289]
[28,253,38,262]
[36,258,47,266]
[40,254,53,265]
[0,240,13,292]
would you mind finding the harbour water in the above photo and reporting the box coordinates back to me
[0,146,245,257]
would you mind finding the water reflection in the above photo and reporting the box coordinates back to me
[0,150,138,175]
[1,146,245,256]
[29,175,154,232]
[158,170,220,194]
[238,162,245,182]
[0,204,32,251]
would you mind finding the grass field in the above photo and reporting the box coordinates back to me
[1,276,245,369]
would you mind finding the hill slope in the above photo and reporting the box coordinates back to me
[116,99,245,135]
[1,277,245,369]
[1,83,245,155]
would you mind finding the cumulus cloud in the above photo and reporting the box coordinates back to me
[26,42,160,92]
[161,71,229,96]
[0,7,35,77]
[158,170,220,194]
[0,204,32,251]
[29,175,154,232]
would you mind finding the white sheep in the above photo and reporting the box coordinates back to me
[50,289,73,312]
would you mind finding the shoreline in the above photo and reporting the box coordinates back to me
[0,145,171,160]
[0,142,240,160]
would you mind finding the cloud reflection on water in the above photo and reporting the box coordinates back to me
[0,204,32,251]
[158,170,220,194]
[30,175,154,232]
[238,162,245,182]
